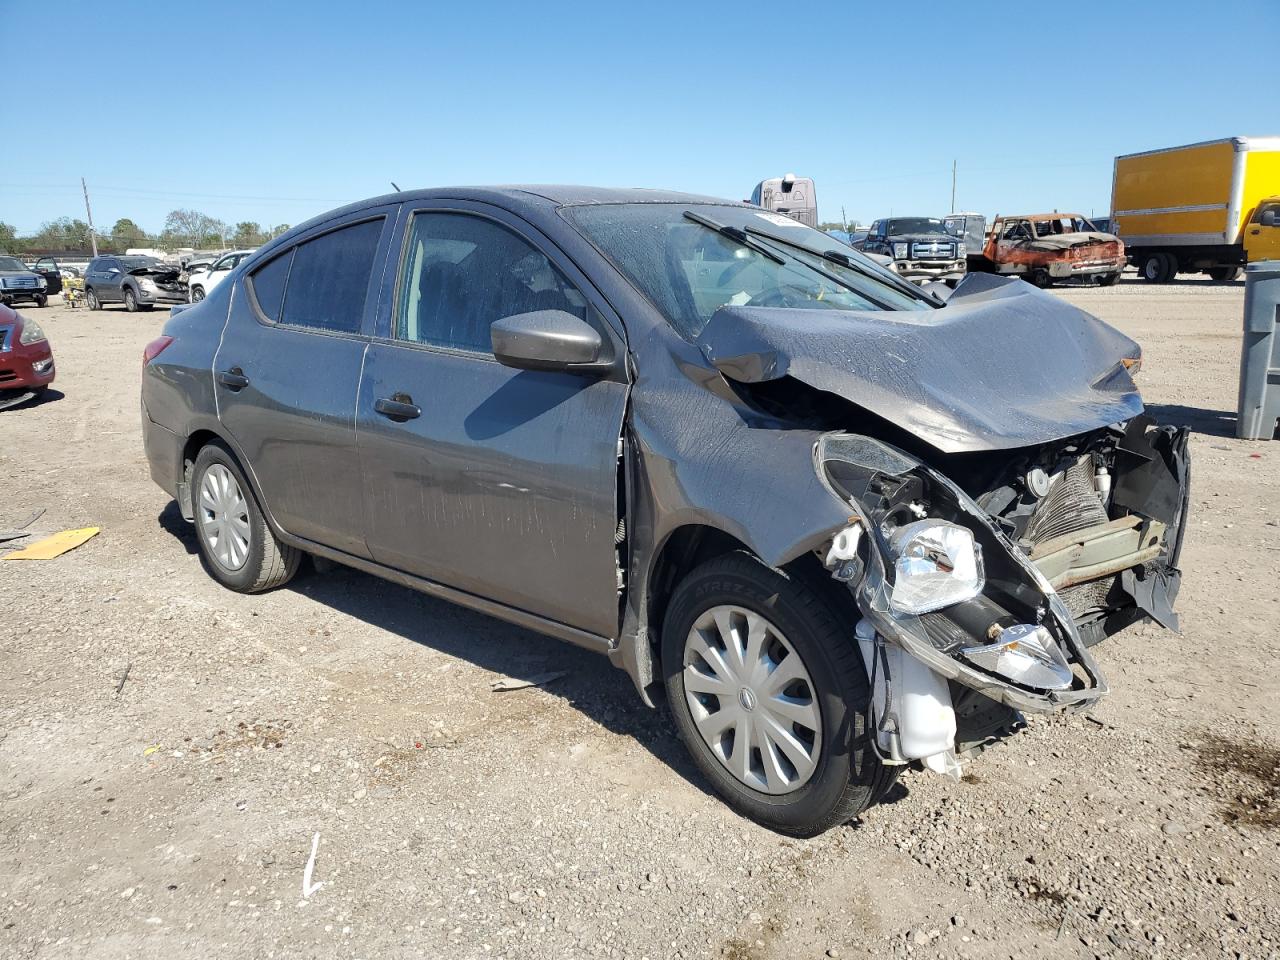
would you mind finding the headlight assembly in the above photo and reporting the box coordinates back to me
[957,243,967,258]
[961,623,1073,690]
[892,242,909,259]
[887,519,984,615]
[19,317,47,345]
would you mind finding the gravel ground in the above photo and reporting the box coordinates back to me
[1,278,1276,960]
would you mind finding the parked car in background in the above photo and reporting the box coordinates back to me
[84,256,187,311]
[186,249,256,302]
[859,217,967,285]
[141,186,1189,837]
[971,214,1125,287]
[0,304,56,403]
[0,256,49,307]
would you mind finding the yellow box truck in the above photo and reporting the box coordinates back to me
[1111,136,1280,282]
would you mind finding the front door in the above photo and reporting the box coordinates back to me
[357,204,630,638]
[214,209,398,556]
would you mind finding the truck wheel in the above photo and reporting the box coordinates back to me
[1027,268,1052,288]
[1207,266,1241,282]
[661,552,895,837]
[34,294,48,307]
[1097,272,1122,287]
[86,288,100,310]
[123,288,139,312]
[1140,253,1175,283]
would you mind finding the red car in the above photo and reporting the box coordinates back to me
[0,304,56,403]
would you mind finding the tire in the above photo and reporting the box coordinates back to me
[190,285,205,303]
[86,287,100,310]
[123,287,138,312]
[1027,268,1052,288]
[191,442,300,593]
[1208,266,1241,282]
[661,552,895,837]
[1140,253,1175,283]
[34,294,48,307]
[1097,271,1122,287]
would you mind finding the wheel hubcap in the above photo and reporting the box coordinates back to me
[197,463,251,571]
[682,605,822,795]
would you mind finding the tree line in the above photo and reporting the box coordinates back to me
[0,210,291,255]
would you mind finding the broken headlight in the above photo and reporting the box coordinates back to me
[961,623,1073,690]
[887,520,984,616]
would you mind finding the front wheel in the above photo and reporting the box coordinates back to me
[190,285,205,303]
[123,287,138,312]
[34,294,48,307]
[1027,268,1052,288]
[662,553,895,836]
[86,288,100,310]
[1097,271,1122,287]
[191,443,301,593]
[1207,266,1241,282]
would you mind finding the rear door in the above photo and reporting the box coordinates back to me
[94,258,122,301]
[214,208,398,556]
[356,202,630,638]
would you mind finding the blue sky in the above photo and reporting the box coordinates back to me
[4,0,1277,235]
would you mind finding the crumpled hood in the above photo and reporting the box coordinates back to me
[128,264,183,279]
[1022,231,1118,251]
[696,273,1143,453]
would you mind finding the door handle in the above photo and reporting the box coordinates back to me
[1251,228,1261,235]
[217,367,250,390]
[374,394,421,421]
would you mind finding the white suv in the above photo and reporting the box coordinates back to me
[187,250,256,302]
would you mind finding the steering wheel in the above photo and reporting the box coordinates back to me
[746,284,816,308]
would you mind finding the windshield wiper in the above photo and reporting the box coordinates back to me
[682,211,786,265]
[743,227,944,306]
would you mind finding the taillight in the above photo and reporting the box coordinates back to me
[143,335,174,365]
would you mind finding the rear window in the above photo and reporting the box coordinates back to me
[248,250,291,321]
[248,218,383,333]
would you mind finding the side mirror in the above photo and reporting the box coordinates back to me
[491,310,608,374]
[108,268,120,274]
[1262,209,1278,227]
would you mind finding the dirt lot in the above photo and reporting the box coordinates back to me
[1,279,1277,960]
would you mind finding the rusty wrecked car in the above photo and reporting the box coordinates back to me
[141,187,1189,836]
[975,213,1126,288]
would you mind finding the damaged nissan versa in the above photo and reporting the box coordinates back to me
[141,187,1190,836]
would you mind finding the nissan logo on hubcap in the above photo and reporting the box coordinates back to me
[738,687,757,712]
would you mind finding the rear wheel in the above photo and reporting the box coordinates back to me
[1207,266,1241,282]
[86,287,100,310]
[123,287,138,312]
[191,442,300,593]
[1140,253,1176,283]
[662,552,894,836]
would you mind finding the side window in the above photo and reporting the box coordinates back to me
[248,250,292,321]
[395,212,589,352]
[278,218,384,333]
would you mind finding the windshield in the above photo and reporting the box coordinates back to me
[119,256,158,270]
[1031,216,1097,236]
[887,218,949,236]
[0,257,27,271]
[564,203,931,339]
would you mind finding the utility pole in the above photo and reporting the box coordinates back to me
[841,205,848,232]
[950,159,957,214]
[81,177,99,256]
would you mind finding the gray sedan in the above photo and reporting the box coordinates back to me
[141,187,1189,835]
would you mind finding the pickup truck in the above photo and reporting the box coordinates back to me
[859,216,966,285]
[970,214,1125,288]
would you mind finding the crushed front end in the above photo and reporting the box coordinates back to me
[813,419,1189,774]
